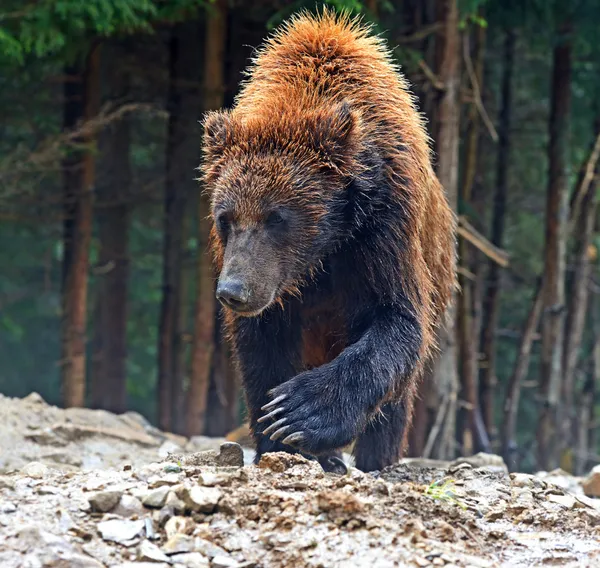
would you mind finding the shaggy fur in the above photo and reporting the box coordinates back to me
[201,10,456,472]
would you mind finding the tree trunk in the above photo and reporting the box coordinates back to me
[480,29,516,439]
[91,42,131,414]
[431,0,460,460]
[186,0,227,436]
[158,23,202,432]
[537,26,572,472]
[501,279,544,469]
[205,311,239,436]
[562,176,598,460]
[62,44,100,408]
[457,18,486,456]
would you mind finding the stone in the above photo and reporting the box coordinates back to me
[21,461,50,479]
[0,475,15,489]
[163,534,196,555]
[143,486,171,508]
[164,516,195,539]
[165,490,185,514]
[24,392,46,405]
[177,486,222,513]
[211,556,239,568]
[450,453,507,473]
[139,539,170,563]
[511,473,546,490]
[15,526,104,567]
[88,490,123,512]
[148,473,181,488]
[582,469,600,498]
[1,501,16,513]
[98,518,145,544]
[113,494,146,518]
[170,552,210,567]
[217,442,244,468]
[194,538,228,559]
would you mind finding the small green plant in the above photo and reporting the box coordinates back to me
[424,478,466,510]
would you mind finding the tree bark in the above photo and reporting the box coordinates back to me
[186,0,227,436]
[158,23,202,432]
[431,0,460,460]
[91,41,131,414]
[479,28,516,437]
[501,279,544,469]
[536,26,572,472]
[457,18,486,456]
[62,44,100,408]
[562,173,598,457]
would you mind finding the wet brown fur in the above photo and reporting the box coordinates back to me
[202,10,456,457]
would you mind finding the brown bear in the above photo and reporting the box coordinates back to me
[201,9,456,472]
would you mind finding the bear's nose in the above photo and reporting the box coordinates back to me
[216,279,249,310]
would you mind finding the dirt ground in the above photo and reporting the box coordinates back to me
[1,392,599,567]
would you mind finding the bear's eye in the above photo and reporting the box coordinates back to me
[215,212,230,237]
[266,210,285,227]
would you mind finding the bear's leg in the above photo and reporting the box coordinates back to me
[232,310,344,471]
[353,401,407,472]
[259,302,421,458]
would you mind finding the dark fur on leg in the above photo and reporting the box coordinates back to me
[354,401,407,472]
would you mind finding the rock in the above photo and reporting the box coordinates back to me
[450,453,507,473]
[139,539,170,563]
[21,461,50,479]
[145,517,157,540]
[582,468,600,497]
[113,494,146,518]
[171,552,210,567]
[177,486,222,513]
[194,538,228,559]
[0,475,15,489]
[211,555,239,568]
[165,490,185,513]
[98,518,145,544]
[142,486,171,508]
[111,562,171,568]
[23,392,46,405]
[547,494,578,509]
[88,490,123,512]
[257,452,311,472]
[1,502,16,513]
[158,506,175,528]
[148,473,181,488]
[164,463,182,474]
[511,473,546,490]
[164,516,195,538]
[217,442,244,467]
[163,534,196,555]
[198,472,228,487]
[15,526,104,567]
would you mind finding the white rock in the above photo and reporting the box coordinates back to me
[21,461,51,479]
[98,518,145,543]
[139,539,170,563]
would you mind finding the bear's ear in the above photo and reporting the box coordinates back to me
[310,100,360,172]
[202,110,234,158]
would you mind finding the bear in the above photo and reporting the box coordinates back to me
[200,9,456,473]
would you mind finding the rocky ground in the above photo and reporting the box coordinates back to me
[1,393,600,567]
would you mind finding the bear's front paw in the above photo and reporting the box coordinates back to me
[257,369,361,455]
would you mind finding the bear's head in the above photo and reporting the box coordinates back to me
[202,101,364,316]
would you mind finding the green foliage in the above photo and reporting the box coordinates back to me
[424,478,467,509]
[0,0,157,63]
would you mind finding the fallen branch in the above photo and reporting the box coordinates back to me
[457,216,510,267]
